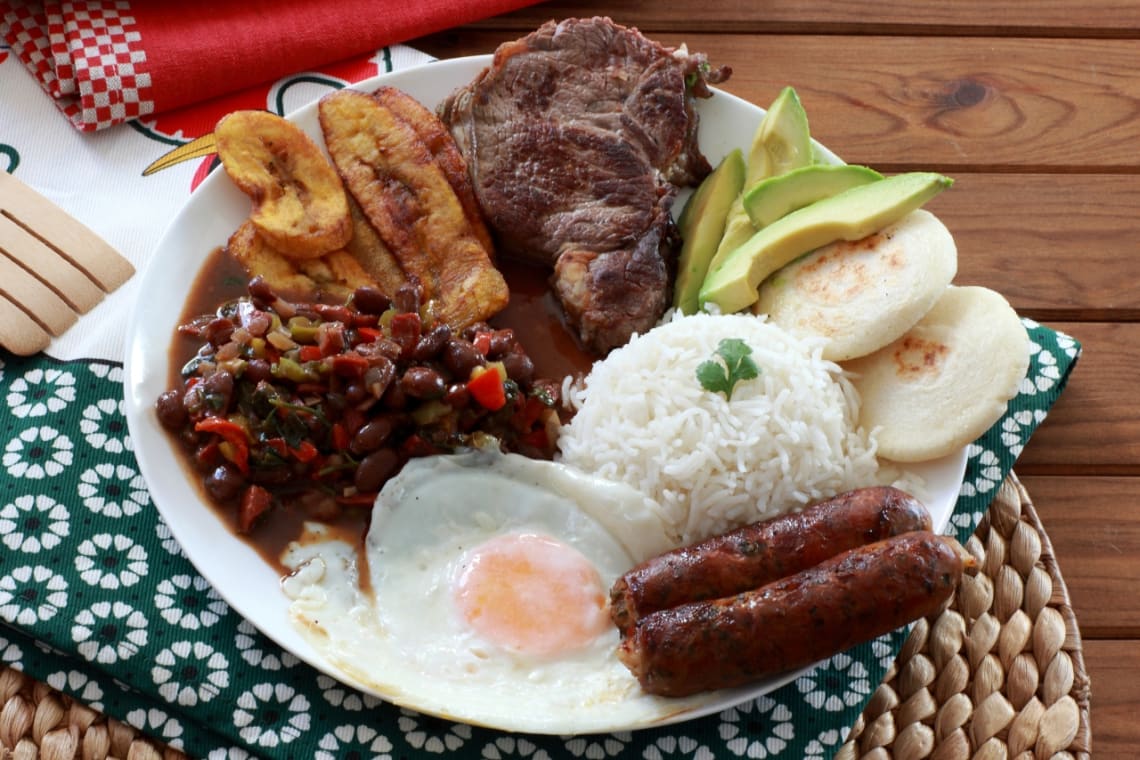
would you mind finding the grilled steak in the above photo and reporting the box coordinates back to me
[440,17,729,354]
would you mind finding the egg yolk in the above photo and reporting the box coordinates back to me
[453,532,609,657]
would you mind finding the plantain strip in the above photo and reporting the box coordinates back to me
[226,219,373,302]
[318,90,508,330]
[371,86,496,258]
[216,110,352,260]
[343,195,407,297]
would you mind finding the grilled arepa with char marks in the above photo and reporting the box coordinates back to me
[845,284,1030,462]
[754,209,958,361]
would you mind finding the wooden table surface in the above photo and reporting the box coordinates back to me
[415,3,1139,757]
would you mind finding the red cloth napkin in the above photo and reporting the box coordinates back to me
[1,0,543,131]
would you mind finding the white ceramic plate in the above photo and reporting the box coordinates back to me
[123,55,969,733]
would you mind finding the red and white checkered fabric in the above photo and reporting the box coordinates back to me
[2,0,543,133]
[2,0,152,131]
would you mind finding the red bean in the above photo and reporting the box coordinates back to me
[443,339,483,377]
[244,358,272,384]
[352,286,391,315]
[344,382,367,404]
[155,389,187,431]
[462,322,491,341]
[248,276,275,303]
[487,328,516,357]
[203,317,235,347]
[204,464,245,502]
[393,281,422,313]
[364,359,396,399]
[444,382,470,408]
[400,367,446,400]
[381,382,407,411]
[355,448,401,493]
[500,351,535,386]
[350,418,394,455]
[413,325,452,361]
[314,303,353,324]
[200,371,235,412]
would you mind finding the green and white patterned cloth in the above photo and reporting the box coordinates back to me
[0,40,1080,760]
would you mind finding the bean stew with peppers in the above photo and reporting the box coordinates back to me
[156,261,564,553]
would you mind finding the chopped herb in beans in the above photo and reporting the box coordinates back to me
[156,276,561,534]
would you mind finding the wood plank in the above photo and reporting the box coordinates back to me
[412,33,1140,170]
[1019,476,1140,637]
[478,1,1140,34]
[922,174,1140,320]
[1079,640,1139,759]
[1015,322,1139,474]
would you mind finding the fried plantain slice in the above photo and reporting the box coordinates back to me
[370,85,496,258]
[343,195,406,297]
[226,219,374,302]
[318,89,508,329]
[215,110,352,260]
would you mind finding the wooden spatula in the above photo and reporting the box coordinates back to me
[0,171,135,355]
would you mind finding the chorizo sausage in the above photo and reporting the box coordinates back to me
[617,532,970,697]
[609,486,931,631]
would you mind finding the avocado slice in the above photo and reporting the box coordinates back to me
[709,87,815,274]
[674,149,747,314]
[743,164,883,229]
[745,86,814,185]
[698,172,953,314]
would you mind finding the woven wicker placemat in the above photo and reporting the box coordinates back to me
[0,473,1091,760]
[838,473,1092,760]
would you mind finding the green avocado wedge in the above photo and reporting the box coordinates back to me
[743,164,883,229]
[710,87,815,272]
[745,86,814,185]
[698,172,954,314]
[674,149,746,314]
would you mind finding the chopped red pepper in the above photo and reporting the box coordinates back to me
[355,326,383,343]
[194,417,250,474]
[313,303,353,324]
[472,331,492,356]
[331,353,369,379]
[340,409,365,443]
[298,345,323,362]
[194,440,222,469]
[467,365,507,411]
[318,322,347,356]
[331,422,350,452]
[238,485,272,534]
[352,313,380,329]
[264,437,289,459]
[520,428,552,450]
[290,440,320,463]
[389,312,422,358]
[520,395,546,428]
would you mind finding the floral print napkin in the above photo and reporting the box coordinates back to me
[0,322,1078,758]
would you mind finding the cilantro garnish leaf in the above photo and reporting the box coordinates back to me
[696,338,760,400]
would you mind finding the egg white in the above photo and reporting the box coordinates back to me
[281,449,728,734]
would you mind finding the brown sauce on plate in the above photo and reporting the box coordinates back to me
[165,248,595,572]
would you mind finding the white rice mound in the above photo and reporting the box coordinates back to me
[557,312,882,546]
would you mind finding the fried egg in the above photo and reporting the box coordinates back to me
[281,448,724,733]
